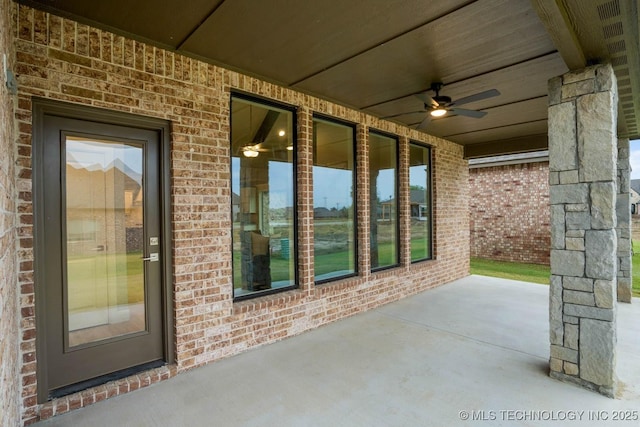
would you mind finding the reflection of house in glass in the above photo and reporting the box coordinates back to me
[66,149,143,257]
[410,189,429,221]
[313,207,340,219]
[231,192,240,221]
[380,190,428,221]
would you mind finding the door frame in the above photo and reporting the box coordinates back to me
[32,98,174,403]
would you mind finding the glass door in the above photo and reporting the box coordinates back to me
[38,111,166,399]
[65,137,147,348]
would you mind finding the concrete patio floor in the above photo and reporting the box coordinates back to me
[35,275,640,426]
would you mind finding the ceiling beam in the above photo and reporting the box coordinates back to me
[464,134,548,158]
[531,0,587,70]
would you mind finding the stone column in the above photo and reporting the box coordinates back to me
[617,138,632,303]
[548,64,618,397]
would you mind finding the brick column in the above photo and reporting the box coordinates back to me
[548,64,618,397]
[297,107,314,292]
[398,136,411,267]
[617,137,632,303]
[356,124,371,277]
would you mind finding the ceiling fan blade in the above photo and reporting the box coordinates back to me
[453,89,500,106]
[450,108,487,118]
[414,93,438,108]
[416,114,432,130]
[382,110,426,119]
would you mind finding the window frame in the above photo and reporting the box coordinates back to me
[368,129,400,273]
[408,141,434,263]
[312,114,358,285]
[230,92,299,301]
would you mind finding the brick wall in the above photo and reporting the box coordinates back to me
[12,4,469,424]
[0,0,19,426]
[469,161,550,265]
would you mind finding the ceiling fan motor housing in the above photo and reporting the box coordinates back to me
[433,95,451,105]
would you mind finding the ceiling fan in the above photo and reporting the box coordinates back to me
[386,83,500,130]
[240,140,293,158]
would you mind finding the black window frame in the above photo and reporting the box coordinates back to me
[230,92,299,301]
[368,129,401,273]
[312,114,358,285]
[409,141,434,263]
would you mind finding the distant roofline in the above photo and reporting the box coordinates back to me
[469,151,549,168]
[630,179,640,195]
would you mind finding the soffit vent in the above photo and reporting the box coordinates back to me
[597,0,621,20]
[611,55,628,66]
[607,39,626,53]
[602,22,623,39]
[598,0,640,139]
[618,78,631,88]
[616,67,629,77]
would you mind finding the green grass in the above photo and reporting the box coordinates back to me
[470,258,550,285]
[473,250,639,298]
[67,251,144,310]
[314,251,355,276]
[632,241,640,297]
[410,237,431,261]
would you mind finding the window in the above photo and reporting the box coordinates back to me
[231,95,296,299]
[369,132,399,270]
[313,117,356,282]
[409,143,432,261]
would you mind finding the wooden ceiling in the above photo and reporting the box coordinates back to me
[18,0,640,157]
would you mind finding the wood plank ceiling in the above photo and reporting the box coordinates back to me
[18,0,640,157]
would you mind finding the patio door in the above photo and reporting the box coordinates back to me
[35,102,170,399]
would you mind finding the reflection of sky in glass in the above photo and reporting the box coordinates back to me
[268,160,294,208]
[66,138,142,183]
[231,156,426,208]
[231,157,240,194]
[377,169,395,201]
[313,166,352,208]
[410,165,427,188]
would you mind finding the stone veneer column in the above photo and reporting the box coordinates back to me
[548,64,618,397]
[617,138,632,302]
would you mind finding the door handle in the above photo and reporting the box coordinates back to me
[141,253,159,262]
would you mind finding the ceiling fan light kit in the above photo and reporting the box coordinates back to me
[411,82,500,129]
[242,146,260,157]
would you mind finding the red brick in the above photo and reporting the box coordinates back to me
[469,162,550,265]
[12,4,470,424]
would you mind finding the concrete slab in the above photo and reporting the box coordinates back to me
[34,275,640,426]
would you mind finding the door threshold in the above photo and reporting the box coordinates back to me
[49,360,165,400]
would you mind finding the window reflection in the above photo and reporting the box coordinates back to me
[231,96,296,298]
[65,137,145,346]
[313,117,356,282]
[409,143,432,261]
[369,132,398,270]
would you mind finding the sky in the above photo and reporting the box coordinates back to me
[232,158,428,209]
[631,140,640,180]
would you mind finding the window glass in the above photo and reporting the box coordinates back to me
[313,117,356,282]
[231,96,296,298]
[409,143,432,261]
[369,132,398,270]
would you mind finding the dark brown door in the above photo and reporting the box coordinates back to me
[39,113,165,397]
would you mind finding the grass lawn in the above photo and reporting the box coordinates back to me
[470,258,550,285]
[632,241,640,297]
[473,248,639,298]
[68,251,144,311]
